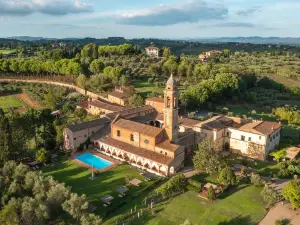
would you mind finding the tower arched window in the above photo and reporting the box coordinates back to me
[167,97,171,108]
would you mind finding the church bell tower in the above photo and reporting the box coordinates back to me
[163,74,179,142]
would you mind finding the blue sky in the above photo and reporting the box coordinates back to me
[0,0,299,38]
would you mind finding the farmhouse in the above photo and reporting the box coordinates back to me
[145,46,160,58]
[199,50,222,62]
[194,115,282,160]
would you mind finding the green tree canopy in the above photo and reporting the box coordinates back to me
[282,179,300,209]
[218,167,237,186]
[193,139,226,174]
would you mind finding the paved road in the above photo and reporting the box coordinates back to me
[180,166,199,178]
[259,202,300,225]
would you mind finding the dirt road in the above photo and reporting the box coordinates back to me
[15,93,42,109]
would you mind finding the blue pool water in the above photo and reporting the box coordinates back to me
[75,153,112,170]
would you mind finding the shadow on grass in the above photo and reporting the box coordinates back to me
[218,184,249,200]
[217,215,255,225]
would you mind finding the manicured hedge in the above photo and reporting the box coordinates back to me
[187,178,202,189]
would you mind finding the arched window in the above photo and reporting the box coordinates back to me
[167,97,171,108]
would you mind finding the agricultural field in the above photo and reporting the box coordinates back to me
[0,95,24,110]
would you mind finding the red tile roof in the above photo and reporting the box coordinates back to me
[114,119,163,137]
[89,100,124,112]
[253,121,282,135]
[156,139,179,152]
[106,105,155,120]
[146,97,164,103]
[78,101,89,109]
[108,90,126,99]
[179,117,200,128]
[146,46,159,50]
[100,136,173,165]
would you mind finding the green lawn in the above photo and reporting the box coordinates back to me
[132,79,164,98]
[42,156,160,221]
[131,186,265,225]
[0,95,23,109]
[0,49,16,55]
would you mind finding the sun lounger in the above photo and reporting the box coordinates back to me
[103,204,108,207]
[118,194,123,198]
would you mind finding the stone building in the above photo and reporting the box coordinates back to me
[145,46,160,58]
[194,115,282,160]
[145,97,164,113]
[77,99,124,115]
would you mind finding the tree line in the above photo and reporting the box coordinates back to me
[0,161,101,225]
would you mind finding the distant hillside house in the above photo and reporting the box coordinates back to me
[145,46,160,58]
[199,50,222,62]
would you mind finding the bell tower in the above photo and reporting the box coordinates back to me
[163,74,179,142]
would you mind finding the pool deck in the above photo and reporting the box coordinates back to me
[71,150,122,173]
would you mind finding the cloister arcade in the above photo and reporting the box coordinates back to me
[94,141,173,177]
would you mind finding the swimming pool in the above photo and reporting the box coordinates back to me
[75,153,112,170]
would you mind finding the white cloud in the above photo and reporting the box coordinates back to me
[0,0,92,16]
[116,0,228,26]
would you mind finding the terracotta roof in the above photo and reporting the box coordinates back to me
[195,115,231,130]
[67,117,111,132]
[89,100,124,112]
[146,46,159,50]
[239,121,281,135]
[106,105,155,120]
[238,121,263,134]
[77,101,88,109]
[146,97,164,103]
[100,136,173,165]
[179,117,199,128]
[90,124,111,141]
[286,146,300,159]
[114,119,163,137]
[156,139,179,152]
[108,90,126,99]
[253,121,282,135]
[195,115,256,131]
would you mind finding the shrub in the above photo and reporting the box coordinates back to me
[156,173,186,198]
[186,184,200,193]
[207,186,216,201]
[277,168,291,178]
[187,179,202,189]
[250,174,263,187]
[218,167,237,186]
[261,185,280,207]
